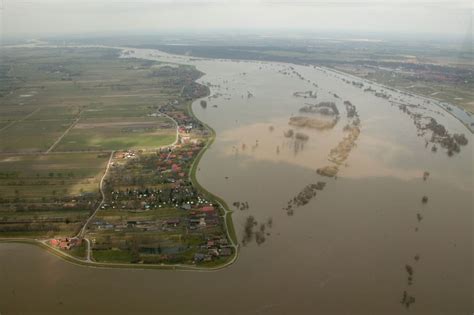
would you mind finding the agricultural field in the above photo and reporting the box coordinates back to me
[0,119,74,153]
[54,117,176,152]
[0,153,110,237]
[0,46,233,267]
[0,46,195,238]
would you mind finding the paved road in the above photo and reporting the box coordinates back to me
[0,99,240,271]
[77,110,179,260]
[77,150,115,239]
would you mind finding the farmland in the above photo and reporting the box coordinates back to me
[0,46,235,267]
[0,47,179,154]
[0,46,183,237]
[0,152,109,237]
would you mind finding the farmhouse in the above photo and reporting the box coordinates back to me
[50,237,82,250]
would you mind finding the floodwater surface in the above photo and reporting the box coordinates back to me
[0,47,472,315]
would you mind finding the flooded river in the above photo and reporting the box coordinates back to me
[0,47,472,314]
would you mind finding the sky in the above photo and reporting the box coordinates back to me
[1,0,472,38]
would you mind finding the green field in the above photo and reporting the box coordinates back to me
[0,152,110,236]
[0,152,109,200]
[0,46,186,237]
[54,117,175,151]
[0,119,74,153]
[0,47,181,154]
[0,46,234,268]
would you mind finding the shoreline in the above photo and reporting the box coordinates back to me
[1,43,469,271]
[325,66,474,134]
[0,238,237,272]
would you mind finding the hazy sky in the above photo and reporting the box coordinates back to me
[1,0,472,38]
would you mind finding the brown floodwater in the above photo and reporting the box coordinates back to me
[0,47,472,314]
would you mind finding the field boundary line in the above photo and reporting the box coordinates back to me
[0,107,41,133]
[45,111,82,154]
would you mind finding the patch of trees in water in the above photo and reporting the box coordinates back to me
[327,126,360,165]
[401,291,416,309]
[290,102,341,132]
[284,129,294,138]
[425,118,468,156]
[293,90,317,98]
[280,99,361,219]
[316,101,361,178]
[242,216,273,246]
[316,166,339,178]
[341,78,364,88]
[400,171,433,309]
[299,101,339,116]
[397,104,468,156]
[233,201,249,211]
[295,132,309,141]
[343,101,357,118]
[362,85,391,99]
[289,116,339,131]
[283,182,326,215]
[282,128,310,154]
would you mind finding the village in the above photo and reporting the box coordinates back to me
[49,97,234,265]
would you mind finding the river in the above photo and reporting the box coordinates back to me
[0,47,472,315]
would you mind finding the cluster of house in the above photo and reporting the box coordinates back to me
[194,237,233,263]
[93,203,221,234]
[116,150,139,160]
[176,122,205,145]
[187,205,221,230]
[157,143,203,179]
[159,103,196,127]
[50,237,82,250]
[178,124,194,134]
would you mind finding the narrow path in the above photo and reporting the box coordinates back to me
[0,150,113,156]
[160,111,180,148]
[45,110,82,154]
[84,238,92,262]
[77,150,115,239]
[0,121,16,133]
[77,111,179,259]
[159,111,180,160]
[0,107,41,133]
[0,48,239,271]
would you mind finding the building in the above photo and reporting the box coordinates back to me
[50,237,82,250]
